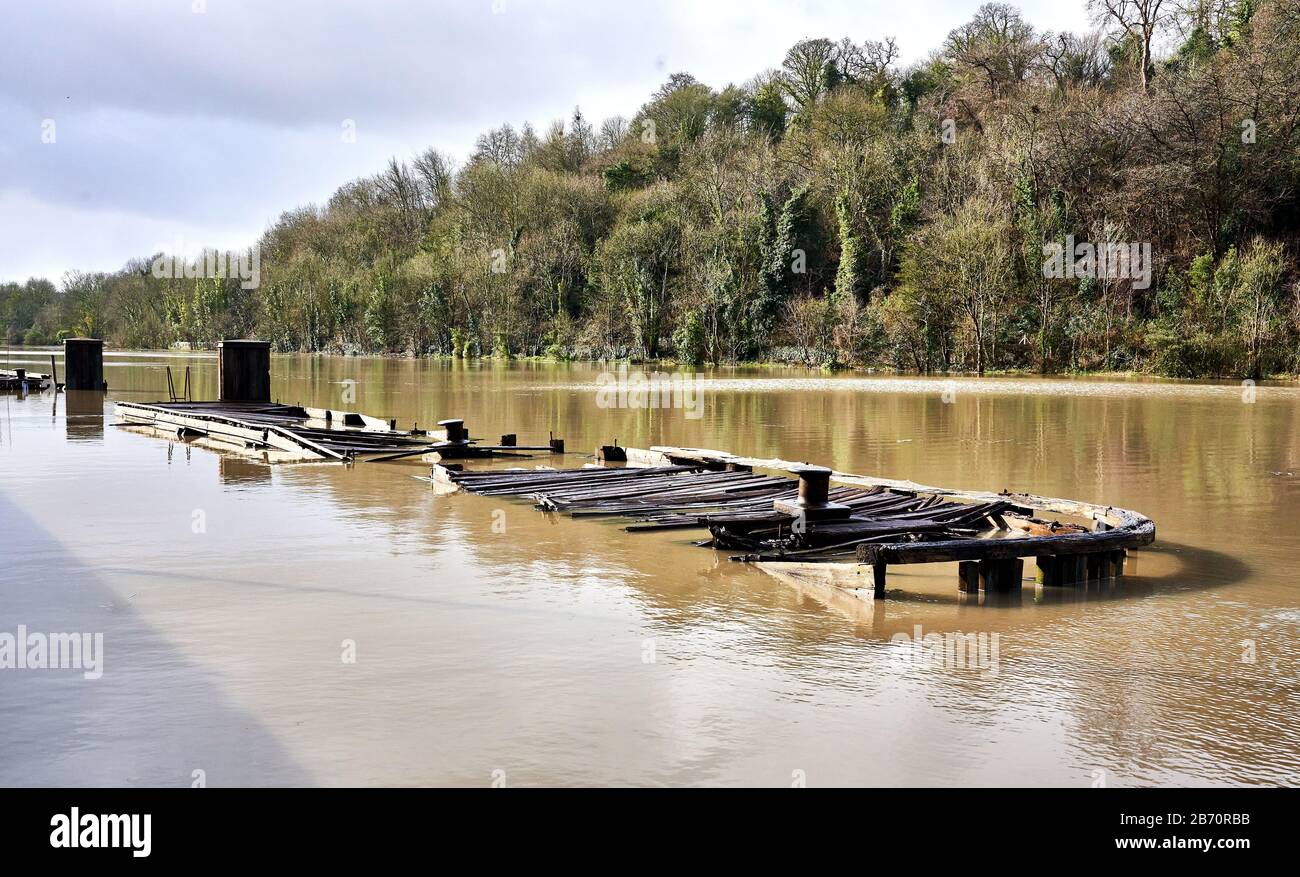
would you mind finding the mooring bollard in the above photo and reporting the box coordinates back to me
[774,464,850,520]
[438,419,467,443]
[217,339,270,403]
[63,338,106,391]
[796,464,831,506]
[597,445,626,462]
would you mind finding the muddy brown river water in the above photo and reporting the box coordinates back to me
[1,349,1297,786]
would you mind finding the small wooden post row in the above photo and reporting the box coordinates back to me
[1036,550,1126,586]
[956,558,1025,593]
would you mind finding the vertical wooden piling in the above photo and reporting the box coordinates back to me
[217,340,270,403]
[872,562,887,597]
[965,557,1023,592]
[63,338,106,391]
[1037,554,1090,586]
[1035,555,1062,586]
[957,561,981,593]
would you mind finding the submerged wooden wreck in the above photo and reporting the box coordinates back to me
[1,367,62,393]
[116,403,564,464]
[440,444,1155,599]
[105,338,1155,600]
[114,340,565,463]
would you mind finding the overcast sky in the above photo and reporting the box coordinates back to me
[0,0,1088,283]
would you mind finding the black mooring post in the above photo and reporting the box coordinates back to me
[217,340,271,403]
[63,338,106,391]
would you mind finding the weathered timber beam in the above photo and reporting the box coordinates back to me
[856,521,1153,566]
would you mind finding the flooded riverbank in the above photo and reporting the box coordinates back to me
[1,349,1297,786]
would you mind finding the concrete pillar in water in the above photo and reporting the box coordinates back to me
[63,338,106,391]
[217,340,271,403]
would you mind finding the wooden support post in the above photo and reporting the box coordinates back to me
[978,558,1023,592]
[1111,550,1125,577]
[872,563,887,597]
[1052,554,1087,585]
[500,434,517,447]
[217,339,270,402]
[1036,555,1062,586]
[957,561,981,593]
[63,338,106,391]
[1040,555,1089,585]
[1086,553,1106,581]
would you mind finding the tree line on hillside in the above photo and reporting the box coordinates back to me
[4,0,1300,378]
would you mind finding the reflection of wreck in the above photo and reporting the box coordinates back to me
[441,444,1155,600]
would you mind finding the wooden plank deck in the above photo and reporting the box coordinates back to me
[115,401,434,461]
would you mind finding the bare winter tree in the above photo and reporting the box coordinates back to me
[943,2,1044,98]
[1090,0,1175,92]
[1043,30,1112,91]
